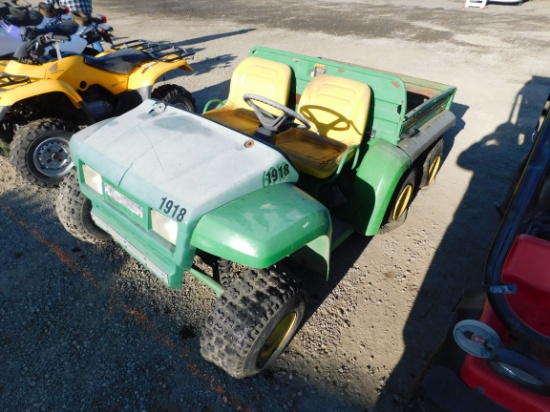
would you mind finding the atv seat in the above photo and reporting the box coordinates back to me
[274,74,371,179]
[5,7,44,26]
[30,19,79,37]
[202,56,292,135]
[38,2,65,18]
[83,49,153,75]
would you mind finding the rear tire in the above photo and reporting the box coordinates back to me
[379,168,417,234]
[9,118,78,187]
[489,359,550,395]
[200,265,306,378]
[56,168,110,244]
[152,84,196,113]
[420,138,444,189]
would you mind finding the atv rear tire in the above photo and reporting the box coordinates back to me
[200,266,306,378]
[152,84,196,113]
[9,118,78,187]
[56,168,110,244]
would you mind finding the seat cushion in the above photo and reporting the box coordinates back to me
[202,107,260,136]
[274,128,348,179]
[202,57,292,135]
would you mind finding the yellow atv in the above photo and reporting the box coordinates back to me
[0,35,195,186]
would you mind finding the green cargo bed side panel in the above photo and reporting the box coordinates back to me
[336,139,412,236]
[191,183,332,275]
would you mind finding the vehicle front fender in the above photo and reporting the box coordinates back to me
[191,183,332,278]
[0,79,83,108]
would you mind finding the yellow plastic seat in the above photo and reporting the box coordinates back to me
[274,74,371,179]
[202,56,292,135]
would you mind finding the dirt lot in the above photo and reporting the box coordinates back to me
[1,1,550,411]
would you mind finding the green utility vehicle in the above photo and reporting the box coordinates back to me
[56,47,457,378]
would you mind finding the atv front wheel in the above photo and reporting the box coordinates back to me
[200,266,306,378]
[152,84,196,112]
[9,118,78,187]
[56,168,111,244]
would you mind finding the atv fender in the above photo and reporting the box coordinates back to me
[127,60,193,92]
[0,79,83,108]
[191,183,332,278]
[352,138,412,236]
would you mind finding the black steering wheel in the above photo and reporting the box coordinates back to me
[244,93,311,132]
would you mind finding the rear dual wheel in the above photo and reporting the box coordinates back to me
[379,138,444,233]
[379,168,417,234]
[421,137,444,188]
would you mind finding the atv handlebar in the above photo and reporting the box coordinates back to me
[40,32,70,44]
[12,31,69,61]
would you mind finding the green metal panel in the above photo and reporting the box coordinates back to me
[80,184,193,290]
[334,139,412,236]
[401,88,457,136]
[191,183,332,274]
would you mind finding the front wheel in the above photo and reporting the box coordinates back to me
[9,118,78,187]
[152,84,196,113]
[56,168,111,244]
[200,265,306,378]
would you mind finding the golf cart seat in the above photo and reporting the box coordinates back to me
[502,234,550,337]
[202,56,292,135]
[274,74,371,179]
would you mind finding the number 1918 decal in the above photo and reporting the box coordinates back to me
[159,197,187,222]
[263,162,290,186]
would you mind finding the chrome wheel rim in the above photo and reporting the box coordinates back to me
[33,136,72,178]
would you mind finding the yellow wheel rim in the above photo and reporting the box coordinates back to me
[392,183,413,221]
[427,155,442,186]
[259,312,297,360]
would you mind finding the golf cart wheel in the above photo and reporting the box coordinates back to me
[453,320,501,359]
[152,84,196,113]
[420,137,444,188]
[200,265,306,379]
[489,359,550,396]
[9,118,78,187]
[379,168,418,234]
[56,168,111,244]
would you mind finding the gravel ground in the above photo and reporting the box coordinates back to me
[1,1,550,411]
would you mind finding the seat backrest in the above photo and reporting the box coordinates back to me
[298,74,371,148]
[502,234,550,337]
[225,56,292,111]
